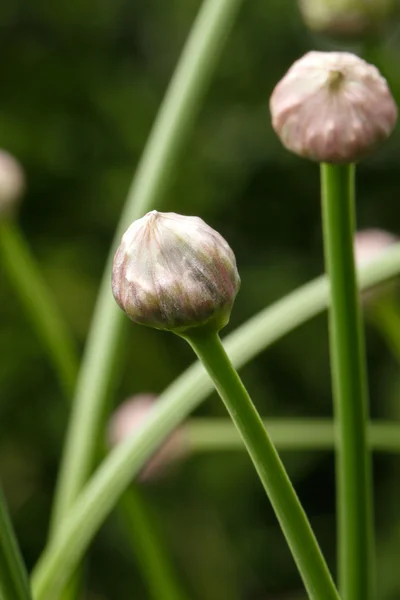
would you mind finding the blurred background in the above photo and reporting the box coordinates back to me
[1,0,400,598]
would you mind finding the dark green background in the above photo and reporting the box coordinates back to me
[1,1,400,598]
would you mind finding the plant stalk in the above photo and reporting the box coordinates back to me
[30,244,400,600]
[49,0,244,539]
[183,331,340,600]
[185,418,400,453]
[0,220,78,396]
[118,488,188,600]
[320,163,374,600]
[0,219,188,600]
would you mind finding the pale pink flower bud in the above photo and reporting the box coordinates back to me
[354,229,398,302]
[354,229,398,266]
[270,51,397,163]
[108,395,186,481]
[0,150,25,218]
[112,211,240,334]
[299,0,396,37]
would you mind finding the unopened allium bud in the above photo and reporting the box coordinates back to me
[354,229,398,266]
[270,51,398,163]
[108,394,186,481]
[354,229,398,302]
[112,211,240,334]
[0,150,25,218]
[299,0,395,37]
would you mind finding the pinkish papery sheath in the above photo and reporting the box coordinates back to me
[270,51,398,163]
[112,211,240,333]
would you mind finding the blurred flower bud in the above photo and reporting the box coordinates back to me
[354,229,398,266]
[112,211,240,334]
[0,150,25,218]
[270,51,397,163]
[354,228,398,302]
[299,0,395,38]
[108,394,186,481]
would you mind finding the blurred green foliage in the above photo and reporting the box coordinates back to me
[1,0,400,598]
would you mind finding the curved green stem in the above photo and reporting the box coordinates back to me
[321,163,374,600]
[0,220,78,397]
[0,486,32,600]
[30,245,400,600]
[49,0,244,538]
[184,331,340,600]
[185,418,400,453]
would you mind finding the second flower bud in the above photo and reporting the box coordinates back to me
[112,211,240,334]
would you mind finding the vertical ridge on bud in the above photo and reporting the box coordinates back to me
[112,211,240,333]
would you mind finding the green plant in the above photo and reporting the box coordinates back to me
[0,3,400,600]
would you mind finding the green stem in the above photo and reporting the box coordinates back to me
[49,0,244,537]
[0,486,32,600]
[30,245,400,600]
[186,418,400,453]
[118,488,187,600]
[320,163,374,600]
[184,332,340,600]
[0,220,78,396]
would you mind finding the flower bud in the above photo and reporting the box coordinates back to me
[112,211,240,334]
[0,150,25,218]
[354,229,398,266]
[354,229,398,303]
[270,51,398,163]
[108,394,186,481]
[299,0,395,38]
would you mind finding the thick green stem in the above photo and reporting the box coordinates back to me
[184,331,340,600]
[186,418,400,453]
[49,0,244,538]
[0,220,78,396]
[0,486,32,600]
[29,245,400,600]
[320,163,374,600]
